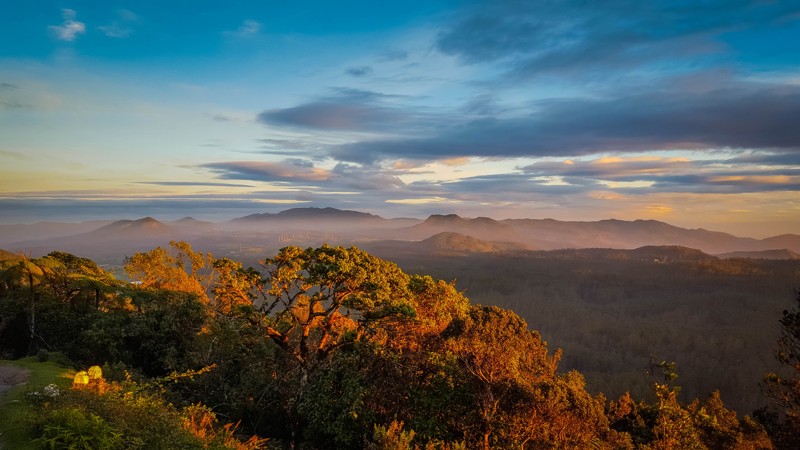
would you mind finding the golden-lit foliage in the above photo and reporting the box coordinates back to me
[124,240,213,301]
[3,244,790,449]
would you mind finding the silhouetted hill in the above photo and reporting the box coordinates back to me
[171,217,211,225]
[89,217,172,238]
[400,214,521,242]
[227,207,417,232]
[501,218,769,253]
[420,232,526,255]
[717,249,800,260]
[760,234,800,251]
[231,207,381,223]
[6,218,175,263]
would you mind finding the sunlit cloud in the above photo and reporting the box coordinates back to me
[386,197,453,205]
[203,161,329,182]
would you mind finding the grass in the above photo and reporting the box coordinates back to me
[0,354,75,449]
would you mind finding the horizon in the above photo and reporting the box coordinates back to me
[1,205,797,240]
[2,2,799,238]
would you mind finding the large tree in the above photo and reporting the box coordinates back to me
[762,288,800,448]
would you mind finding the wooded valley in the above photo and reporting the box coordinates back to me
[1,242,799,449]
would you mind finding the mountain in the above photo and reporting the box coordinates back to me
[363,232,526,258]
[88,217,172,239]
[227,207,417,232]
[0,220,114,247]
[171,217,212,225]
[168,217,218,235]
[232,207,382,222]
[3,207,798,263]
[399,214,521,242]
[500,218,761,253]
[717,249,800,260]
[421,232,524,254]
[6,217,176,264]
[759,234,800,251]
[391,214,800,255]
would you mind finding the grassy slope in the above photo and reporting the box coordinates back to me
[0,356,75,449]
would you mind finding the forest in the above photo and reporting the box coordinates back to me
[375,247,800,416]
[1,242,799,449]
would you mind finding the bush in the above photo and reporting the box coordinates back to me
[35,406,123,449]
[29,373,268,449]
[36,349,50,362]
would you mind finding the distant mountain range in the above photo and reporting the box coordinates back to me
[1,207,798,263]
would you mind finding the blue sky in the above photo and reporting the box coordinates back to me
[1,1,799,237]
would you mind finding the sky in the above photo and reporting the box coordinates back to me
[1,0,799,237]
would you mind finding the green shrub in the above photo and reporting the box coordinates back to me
[35,406,123,449]
[36,349,50,362]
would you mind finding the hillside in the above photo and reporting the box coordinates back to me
[363,232,527,257]
[717,249,800,260]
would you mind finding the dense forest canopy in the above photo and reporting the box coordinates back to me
[1,242,798,449]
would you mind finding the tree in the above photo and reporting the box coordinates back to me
[441,306,578,449]
[211,257,261,315]
[0,254,64,353]
[252,245,417,446]
[255,245,415,373]
[43,251,117,309]
[124,241,214,301]
[761,288,800,448]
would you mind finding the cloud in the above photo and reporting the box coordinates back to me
[49,9,86,42]
[135,181,254,188]
[377,49,409,62]
[98,10,140,38]
[345,66,373,77]
[257,138,324,152]
[516,155,800,195]
[328,163,406,191]
[330,82,800,163]
[257,88,416,132]
[520,157,696,179]
[435,0,798,79]
[202,160,329,182]
[226,20,261,38]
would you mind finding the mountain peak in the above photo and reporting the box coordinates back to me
[90,217,171,236]
[423,214,465,224]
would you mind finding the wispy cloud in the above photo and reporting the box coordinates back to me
[226,20,261,38]
[49,9,85,42]
[135,181,254,188]
[202,160,329,182]
[345,66,373,77]
[98,9,139,38]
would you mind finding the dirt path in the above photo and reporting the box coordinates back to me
[0,364,30,395]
